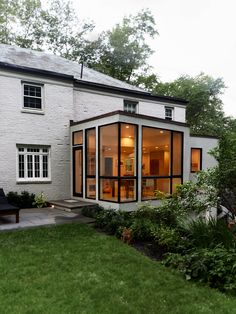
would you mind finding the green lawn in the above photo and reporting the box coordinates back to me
[0,224,236,314]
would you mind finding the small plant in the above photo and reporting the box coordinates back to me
[152,225,181,251]
[33,192,47,208]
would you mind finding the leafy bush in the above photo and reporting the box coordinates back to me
[81,205,102,218]
[7,191,36,208]
[181,217,236,249]
[95,209,132,235]
[33,192,47,208]
[152,225,181,251]
[131,218,157,241]
[164,246,236,295]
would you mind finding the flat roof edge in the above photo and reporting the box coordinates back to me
[190,134,219,139]
[75,80,188,105]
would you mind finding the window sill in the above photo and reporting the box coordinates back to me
[21,109,45,115]
[17,180,51,184]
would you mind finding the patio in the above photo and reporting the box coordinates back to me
[0,207,95,231]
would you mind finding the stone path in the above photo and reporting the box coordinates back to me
[0,207,95,231]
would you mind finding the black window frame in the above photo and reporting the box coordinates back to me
[98,122,138,203]
[165,106,174,121]
[85,128,96,200]
[141,126,183,200]
[191,148,202,173]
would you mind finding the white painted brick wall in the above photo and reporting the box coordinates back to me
[74,90,187,123]
[0,74,74,200]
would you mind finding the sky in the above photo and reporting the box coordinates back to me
[73,0,236,117]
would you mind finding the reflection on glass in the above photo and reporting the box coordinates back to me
[120,124,137,176]
[142,178,170,200]
[86,129,96,176]
[173,132,182,175]
[120,179,136,202]
[86,178,96,199]
[172,178,182,193]
[191,148,202,172]
[142,127,170,176]
[100,124,118,176]
[73,131,83,145]
[75,148,82,195]
[100,179,118,202]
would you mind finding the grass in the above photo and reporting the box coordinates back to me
[0,224,236,314]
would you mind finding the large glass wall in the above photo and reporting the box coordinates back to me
[142,127,183,200]
[99,123,137,202]
[85,128,96,199]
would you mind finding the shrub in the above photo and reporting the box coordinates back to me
[33,192,47,208]
[131,218,157,241]
[7,191,35,208]
[152,225,181,251]
[181,217,236,249]
[164,246,236,295]
[81,205,102,218]
[95,209,132,235]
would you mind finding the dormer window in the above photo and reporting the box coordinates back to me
[165,106,174,120]
[124,100,138,114]
[23,82,43,110]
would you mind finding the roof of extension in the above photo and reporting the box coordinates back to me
[0,44,188,104]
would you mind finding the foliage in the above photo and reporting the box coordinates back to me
[130,218,156,241]
[154,73,226,136]
[81,205,102,218]
[164,246,236,295]
[181,217,236,250]
[95,209,132,235]
[7,190,35,208]
[152,225,181,251]
[85,9,158,82]
[32,192,47,208]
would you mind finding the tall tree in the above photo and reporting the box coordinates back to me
[84,9,158,82]
[42,0,94,60]
[153,73,226,136]
[0,0,18,44]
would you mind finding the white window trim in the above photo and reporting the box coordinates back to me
[124,100,138,114]
[21,82,45,114]
[17,146,51,183]
[165,106,174,120]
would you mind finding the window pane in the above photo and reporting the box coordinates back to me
[100,179,118,202]
[24,96,42,109]
[27,155,33,177]
[43,155,48,178]
[34,155,40,177]
[120,124,137,176]
[142,178,170,200]
[73,131,83,145]
[191,148,202,172]
[142,127,170,176]
[100,124,118,176]
[172,178,182,193]
[86,129,96,176]
[120,179,136,202]
[19,154,24,178]
[173,132,182,175]
[86,178,96,199]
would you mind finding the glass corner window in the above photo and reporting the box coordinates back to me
[191,148,202,172]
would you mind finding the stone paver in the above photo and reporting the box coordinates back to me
[0,207,95,231]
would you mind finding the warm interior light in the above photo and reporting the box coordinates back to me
[155,146,159,149]
[160,130,164,134]
[126,126,129,129]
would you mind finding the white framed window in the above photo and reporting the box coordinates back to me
[17,146,51,182]
[165,106,174,120]
[124,100,138,114]
[22,82,43,111]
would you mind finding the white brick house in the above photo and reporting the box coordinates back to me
[0,44,218,209]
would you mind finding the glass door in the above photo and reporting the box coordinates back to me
[73,147,83,197]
